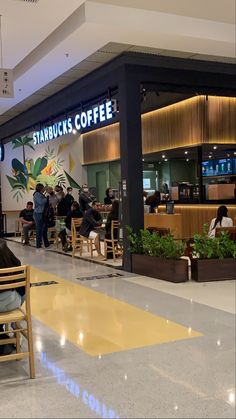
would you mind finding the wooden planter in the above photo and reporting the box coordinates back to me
[191,258,236,282]
[131,254,188,283]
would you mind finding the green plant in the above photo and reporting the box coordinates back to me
[192,226,236,259]
[126,226,186,259]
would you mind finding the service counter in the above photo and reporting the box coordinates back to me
[157,204,236,239]
[144,213,182,239]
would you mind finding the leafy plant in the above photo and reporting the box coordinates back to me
[126,226,186,259]
[192,226,236,259]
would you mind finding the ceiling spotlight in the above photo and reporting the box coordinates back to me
[164,158,168,162]
[234,152,236,155]
[213,146,217,150]
[142,158,144,162]
[186,158,189,162]
[209,155,212,158]
[184,151,188,155]
[162,154,166,159]
[72,129,77,135]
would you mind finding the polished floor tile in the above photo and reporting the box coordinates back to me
[30,267,202,356]
[0,240,235,419]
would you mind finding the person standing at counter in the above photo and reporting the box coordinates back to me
[208,205,233,238]
[145,190,161,213]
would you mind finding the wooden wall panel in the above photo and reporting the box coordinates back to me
[82,96,236,164]
[83,123,120,164]
[142,96,205,154]
[207,96,236,144]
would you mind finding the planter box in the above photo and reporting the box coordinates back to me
[131,254,188,282]
[191,258,236,282]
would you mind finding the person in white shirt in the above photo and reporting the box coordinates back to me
[208,205,233,238]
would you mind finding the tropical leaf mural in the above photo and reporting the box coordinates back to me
[6,138,81,203]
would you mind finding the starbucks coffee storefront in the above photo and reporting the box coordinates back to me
[0,53,235,269]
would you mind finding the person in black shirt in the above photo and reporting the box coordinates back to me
[0,240,23,356]
[18,201,35,245]
[59,201,83,252]
[79,201,104,259]
[56,191,68,216]
[79,184,93,213]
[64,187,74,212]
[104,187,115,205]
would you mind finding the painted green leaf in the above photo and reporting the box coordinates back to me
[7,175,19,189]
[12,136,35,150]
[12,158,27,174]
[64,170,81,189]
[32,157,48,178]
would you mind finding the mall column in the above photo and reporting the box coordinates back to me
[118,66,144,271]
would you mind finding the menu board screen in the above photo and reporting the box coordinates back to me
[202,158,234,176]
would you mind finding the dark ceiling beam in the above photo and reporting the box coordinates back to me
[0,52,235,142]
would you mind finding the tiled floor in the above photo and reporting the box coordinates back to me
[0,240,235,418]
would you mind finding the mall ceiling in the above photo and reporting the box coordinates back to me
[0,0,235,127]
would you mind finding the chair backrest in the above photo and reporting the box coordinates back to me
[215,226,236,241]
[111,220,119,241]
[0,265,30,308]
[72,218,83,236]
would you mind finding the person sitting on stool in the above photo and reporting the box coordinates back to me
[18,201,35,245]
[79,200,105,259]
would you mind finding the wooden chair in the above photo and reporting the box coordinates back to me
[104,220,123,262]
[0,265,35,379]
[215,226,236,241]
[71,218,83,257]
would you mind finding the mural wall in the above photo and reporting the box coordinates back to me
[0,133,87,211]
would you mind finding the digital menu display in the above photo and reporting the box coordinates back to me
[202,158,235,176]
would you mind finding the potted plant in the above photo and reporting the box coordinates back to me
[127,227,188,282]
[191,227,236,282]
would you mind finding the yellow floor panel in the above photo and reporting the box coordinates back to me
[30,267,203,356]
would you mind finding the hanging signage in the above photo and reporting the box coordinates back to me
[0,69,14,98]
[0,144,4,161]
[33,100,116,146]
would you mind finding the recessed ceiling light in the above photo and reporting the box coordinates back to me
[186,158,189,162]
[164,158,168,162]
[209,155,212,158]
[234,152,236,155]
[184,151,188,155]
[213,146,217,150]
[162,154,166,159]
[72,129,77,135]
[142,158,144,161]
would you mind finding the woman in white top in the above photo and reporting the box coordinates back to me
[208,205,233,238]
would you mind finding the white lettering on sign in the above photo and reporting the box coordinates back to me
[33,101,116,146]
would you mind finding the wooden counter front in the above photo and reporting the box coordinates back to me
[158,204,236,239]
[144,213,183,239]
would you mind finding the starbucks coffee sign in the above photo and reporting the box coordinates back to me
[33,100,116,146]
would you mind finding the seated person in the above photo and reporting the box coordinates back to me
[104,187,114,205]
[105,200,119,259]
[18,201,35,245]
[59,201,83,252]
[208,205,233,238]
[145,190,161,213]
[0,240,23,356]
[79,201,104,259]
